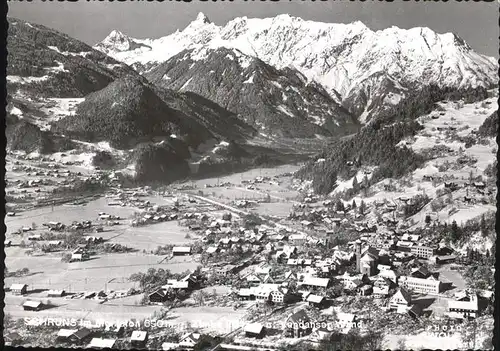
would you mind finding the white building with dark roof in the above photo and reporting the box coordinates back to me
[399,275,441,294]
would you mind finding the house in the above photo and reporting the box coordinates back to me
[283,271,298,284]
[285,309,312,338]
[344,279,364,291]
[313,323,337,344]
[473,181,486,189]
[179,332,202,348]
[378,269,399,283]
[245,323,265,338]
[340,271,368,284]
[410,245,435,259]
[290,233,308,245]
[432,255,457,265]
[255,284,294,304]
[303,258,313,266]
[401,234,420,242]
[337,313,358,334]
[130,331,148,348]
[149,289,167,303]
[172,246,191,256]
[23,300,43,311]
[373,285,390,298]
[389,288,412,310]
[261,274,275,284]
[358,285,372,296]
[411,266,431,279]
[254,288,272,302]
[47,289,66,297]
[436,244,454,256]
[250,262,268,274]
[377,264,391,271]
[408,303,423,318]
[237,288,255,301]
[70,251,90,262]
[57,328,78,341]
[4,332,22,346]
[88,338,117,349]
[162,342,180,350]
[206,246,220,255]
[68,327,92,344]
[300,220,314,229]
[396,240,414,252]
[163,279,193,292]
[399,275,442,294]
[10,283,28,295]
[447,292,479,319]
[276,246,298,262]
[306,294,326,308]
[300,276,330,290]
[245,274,263,286]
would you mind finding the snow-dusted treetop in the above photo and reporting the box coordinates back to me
[95,13,497,119]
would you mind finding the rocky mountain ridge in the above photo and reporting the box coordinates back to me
[95,13,497,122]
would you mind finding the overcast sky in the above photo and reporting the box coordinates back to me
[9,1,498,57]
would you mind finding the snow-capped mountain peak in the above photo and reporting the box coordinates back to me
[99,29,133,51]
[192,12,212,25]
[94,13,497,122]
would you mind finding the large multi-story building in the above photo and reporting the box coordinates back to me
[399,275,441,294]
[410,245,436,259]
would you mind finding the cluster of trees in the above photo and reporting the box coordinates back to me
[477,110,498,138]
[5,267,30,278]
[51,178,108,195]
[91,150,116,169]
[129,268,192,291]
[374,84,489,126]
[153,244,173,255]
[298,84,491,195]
[297,121,426,194]
[202,245,254,266]
[311,328,384,351]
[451,212,496,243]
[206,271,242,288]
[462,264,495,290]
[242,213,263,229]
[402,194,431,218]
[97,243,135,254]
[133,142,190,183]
[484,160,497,179]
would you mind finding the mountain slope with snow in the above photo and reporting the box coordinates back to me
[6,17,264,184]
[95,13,497,122]
[9,17,138,99]
[145,47,358,138]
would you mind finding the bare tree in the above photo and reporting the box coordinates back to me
[192,290,207,307]
[397,337,407,350]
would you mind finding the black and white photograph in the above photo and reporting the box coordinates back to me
[3,1,497,350]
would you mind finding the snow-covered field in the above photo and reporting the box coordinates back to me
[40,98,84,119]
[345,93,497,226]
[331,167,375,195]
[383,332,465,350]
[403,95,497,154]
[7,75,50,84]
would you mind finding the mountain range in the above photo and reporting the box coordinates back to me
[145,47,358,138]
[95,12,497,123]
[6,14,498,185]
